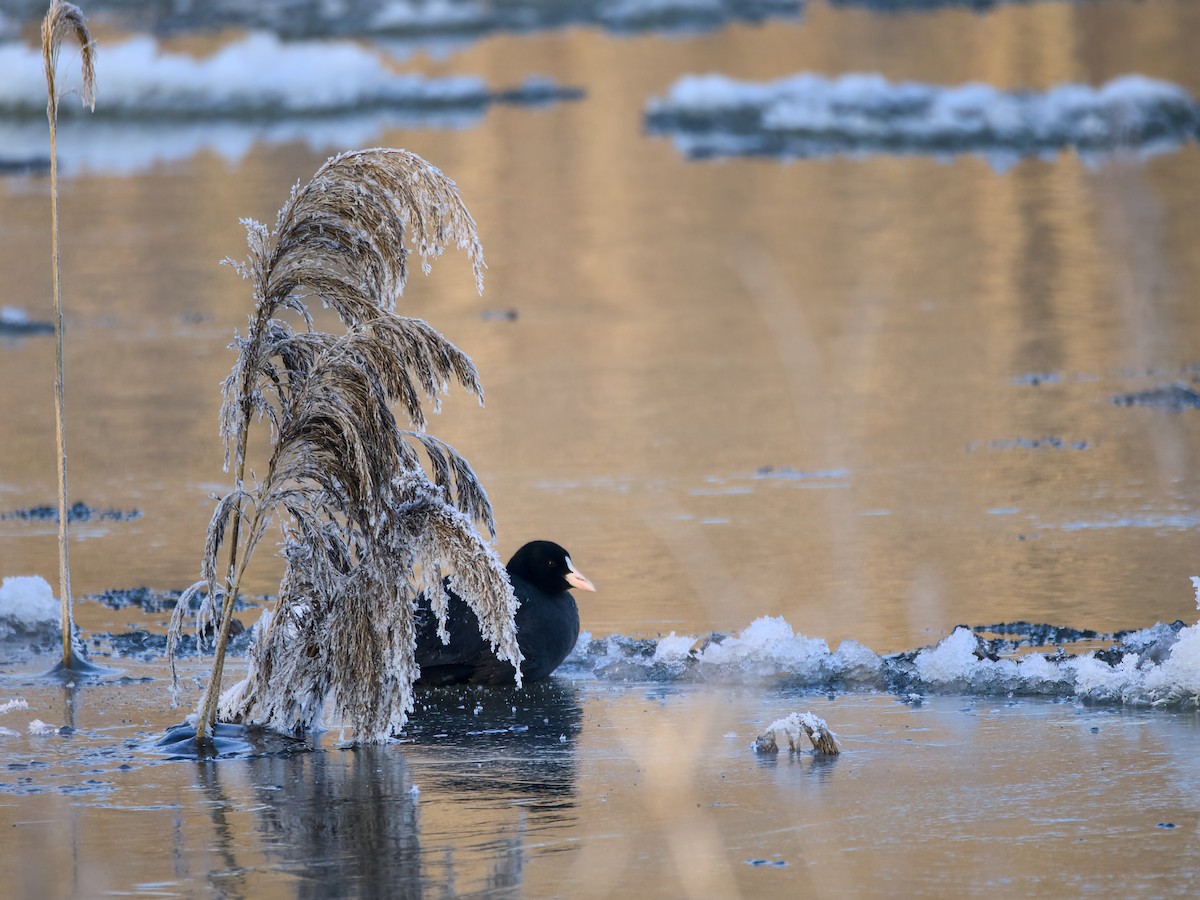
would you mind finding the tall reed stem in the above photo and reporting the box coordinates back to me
[41,1,95,672]
[48,90,74,668]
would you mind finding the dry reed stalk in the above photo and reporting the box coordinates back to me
[41,0,95,672]
[170,149,520,746]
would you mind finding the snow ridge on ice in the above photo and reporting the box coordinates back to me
[0,0,802,43]
[646,72,1200,165]
[0,32,577,175]
[0,33,490,119]
[566,590,1200,709]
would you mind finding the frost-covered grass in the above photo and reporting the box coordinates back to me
[753,710,840,754]
[168,149,521,745]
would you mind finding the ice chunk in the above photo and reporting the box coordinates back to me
[652,632,698,663]
[693,616,833,679]
[1142,622,1200,705]
[27,719,57,735]
[0,576,58,641]
[912,627,984,684]
[831,639,884,679]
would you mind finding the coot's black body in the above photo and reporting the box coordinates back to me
[414,541,595,686]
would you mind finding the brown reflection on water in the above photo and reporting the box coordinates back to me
[1,1,1199,660]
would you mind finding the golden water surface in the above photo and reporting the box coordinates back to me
[1,1,1200,896]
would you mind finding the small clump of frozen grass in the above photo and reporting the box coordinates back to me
[0,698,28,738]
[0,698,29,716]
[27,719,57,735]
[0,576,59,641]
[753,711,840,756]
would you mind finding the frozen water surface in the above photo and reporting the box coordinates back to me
[3,0,1200,894]
[1,650,1199,896]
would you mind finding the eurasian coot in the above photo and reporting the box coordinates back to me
[414,540,596,686]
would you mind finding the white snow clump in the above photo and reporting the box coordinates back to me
[0,576,59,641]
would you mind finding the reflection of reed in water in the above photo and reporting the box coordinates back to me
[193,761,255,897]
[218,682,581,897]
[244,748,424,898]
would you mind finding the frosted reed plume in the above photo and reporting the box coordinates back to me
[41,0,96,673]
[169,148,520,744]
[753,712,841,755]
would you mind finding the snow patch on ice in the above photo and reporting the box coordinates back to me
[0,33,575,175]
[568,581,1200,709]
[646,72,1200,165]
[0,32,488,119]
[570,615,880,684]
[0,576,58,641]
[370,0,492,31]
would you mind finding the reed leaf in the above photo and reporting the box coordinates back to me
[172,149,517,745]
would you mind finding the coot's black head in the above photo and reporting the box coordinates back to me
[507,541,596,596]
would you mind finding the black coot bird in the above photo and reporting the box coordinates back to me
[414,540,596,686]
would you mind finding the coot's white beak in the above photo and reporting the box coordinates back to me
[565,557,596,592]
